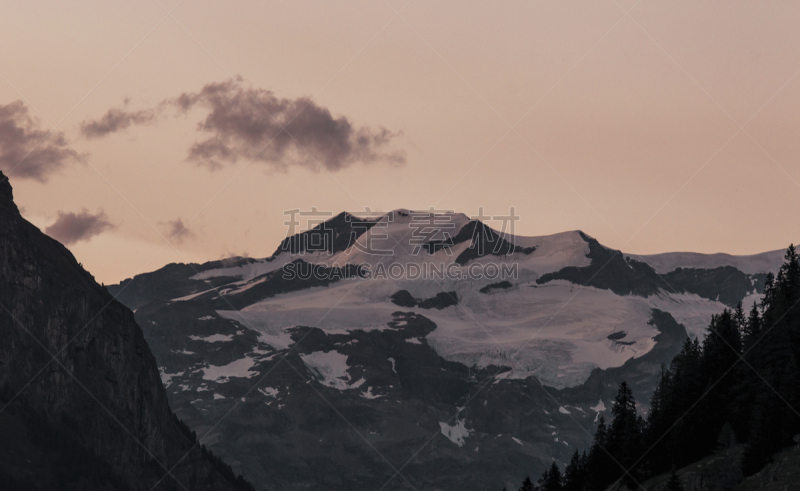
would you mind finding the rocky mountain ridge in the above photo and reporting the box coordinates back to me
[0,171,251,490]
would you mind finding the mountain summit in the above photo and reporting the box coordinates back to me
[106,207,787,490]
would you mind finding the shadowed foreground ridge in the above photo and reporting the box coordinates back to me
[0,171,253,489]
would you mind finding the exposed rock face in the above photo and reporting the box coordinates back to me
[0,171,247,490]
[390,290,459,309]
[539,232,768,307]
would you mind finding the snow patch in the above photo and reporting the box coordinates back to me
[300,351,361,390]
[258,387,279,398]
[225,277,268,296]
[202,357,258,381]
[360,387,385,399]
[591,398,606,422]
[646,292,727,339]
[493,370,512,384]
[439,419,473,447]
[190,257,285,281]
[173,289,215,302]
[189,333,233,343]
[159,370,183,387]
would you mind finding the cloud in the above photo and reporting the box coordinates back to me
[162,218,195,244]
[80,99,157,138]
[45,209,115,245]
[218,251,250,261]
[0,101,81,182]
[175,80,406,171]
[80,79,406,171]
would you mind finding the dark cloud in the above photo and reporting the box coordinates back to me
[45,209,115,245]
[80,99,158,138]
[175,80,406,171]
[0,101,81,182]
[162,218,195,244]
[80,79,405,171]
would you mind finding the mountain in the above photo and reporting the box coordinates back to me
[0,172,252,490]
[107,209,786,490]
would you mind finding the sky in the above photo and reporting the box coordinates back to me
[1,0,799,285]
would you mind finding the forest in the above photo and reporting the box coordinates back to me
[513,246,800,491]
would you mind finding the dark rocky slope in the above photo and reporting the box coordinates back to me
[0,171,250,490]
[538,232,765,307]
[623,439,800,491]
[110,259,254,311]
[136,304,597,491]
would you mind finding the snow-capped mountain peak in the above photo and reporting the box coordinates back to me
[106,210,790,490]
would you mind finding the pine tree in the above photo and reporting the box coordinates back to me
[535,461,563,491]
[518,476,534,491]
[762,272,775,308]
[644,364,672,475]
[586,416,612,491]
[607,381,642,488]
[672,338,706,466]
[562,450,587,491]
[702,309,742,381]
[693,309,742,455]
[784,244,800,297]
[742,302,761,350]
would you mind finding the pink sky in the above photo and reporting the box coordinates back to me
[2,0,799,284]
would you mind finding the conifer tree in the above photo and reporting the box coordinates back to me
[537,462,563,491]
[586,416,612,491]
[607,381,642,487]
[518,476,534,491]
[784,244,799,296]
[743,302,761,349]
[762,272,775,308]
[694,309,742,453]
[562,450,587,491]
[644,364,672,474]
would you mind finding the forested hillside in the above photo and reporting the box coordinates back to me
[517,246,800,491]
